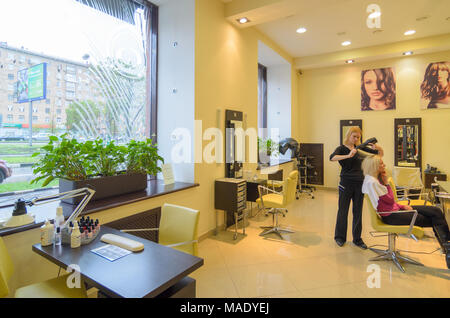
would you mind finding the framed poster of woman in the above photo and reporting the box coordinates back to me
[420,61,450,109]
[361,68,396,111]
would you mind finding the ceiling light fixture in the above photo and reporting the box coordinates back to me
[296,27,307,34]
[345,59,355,64]
[404,30,416,36]
[341,41,352,46]
[237,17,249,24]
[403,51,413,56]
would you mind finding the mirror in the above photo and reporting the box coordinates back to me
[225,110,244,178]
[394,118,422,169]
[340,120,362,145]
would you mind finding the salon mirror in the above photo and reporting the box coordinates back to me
[225,110,244,178]
[394,118,422,169]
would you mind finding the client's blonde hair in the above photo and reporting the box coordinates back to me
[362,155,382,178]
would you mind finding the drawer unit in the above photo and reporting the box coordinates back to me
[215,178,247,239]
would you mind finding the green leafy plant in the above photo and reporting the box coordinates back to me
[257,137,279,156]
[31,134,164,186]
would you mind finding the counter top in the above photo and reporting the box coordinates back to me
[0,180,199,237]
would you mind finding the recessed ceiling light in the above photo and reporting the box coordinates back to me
[368,11,381,19]
[237,17,249,24]
[341,41,352,46]
[404,30,416,36]
[403,51,413,56]
[345,59,355,64]
[296,27,307,34]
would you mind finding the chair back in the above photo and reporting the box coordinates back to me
[159,203,200,256]
[0,237,14,298]
[392,167,423,189]
[387,177,399,202]
[285,170,298,205]
[364,195,385,229]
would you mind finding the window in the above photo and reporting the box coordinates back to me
[0,0,158,194]
[258,63,268,135]
[33,108,38,113]
[7,115,13,121]
[19,115,25,121]
[66,82,76,91]
[45,108,50,114]
[7,105,13,111]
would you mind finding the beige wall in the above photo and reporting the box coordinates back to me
[194,0,297,235]
[298,50,450,188]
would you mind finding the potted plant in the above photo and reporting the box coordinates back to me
[31,134,164,204]
[258,137,279,164]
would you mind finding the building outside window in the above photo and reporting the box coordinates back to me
[0,0,158,194]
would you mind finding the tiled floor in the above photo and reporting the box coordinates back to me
[191,189,450,298]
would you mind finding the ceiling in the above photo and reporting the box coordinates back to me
[224,0,450,61]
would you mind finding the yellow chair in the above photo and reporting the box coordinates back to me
[0,237,86,298]
[391,167,431,205]
[387,177,432,206]
[365,195,425,273]
[256,170,298,239]
[121,203,200,256]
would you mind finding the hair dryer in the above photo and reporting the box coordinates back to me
[356,137,377,150]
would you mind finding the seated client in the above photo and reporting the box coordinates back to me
[361,155,450,262]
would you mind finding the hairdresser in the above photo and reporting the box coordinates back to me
[329,126,383,249]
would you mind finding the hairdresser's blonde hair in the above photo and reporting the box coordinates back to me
[344,126,361,146]
[362,155,382,178]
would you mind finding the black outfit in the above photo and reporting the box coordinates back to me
[330,145,378,244]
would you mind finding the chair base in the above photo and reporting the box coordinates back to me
[260,226,294,239]
[369,247,424,273]
[260,209,294,239]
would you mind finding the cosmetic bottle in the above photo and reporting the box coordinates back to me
[87,227,92,239]
[54,206,65,229]
[54,227,62,246]
[80,227,85,241]
[40,219,54,247]
[71,222,81,248]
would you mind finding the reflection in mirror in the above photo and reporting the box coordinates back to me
[340,120,362,145]
[225,110,244,178]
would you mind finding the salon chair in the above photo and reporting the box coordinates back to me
[365,195,425,273]
[256,171,298,239]
[388,177,432,206]
[121,203,200,256]
[0,237,87,298]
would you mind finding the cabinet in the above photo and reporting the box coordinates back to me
[424,172,447,189]
[214,178,247,239]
